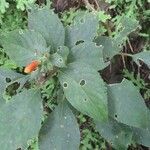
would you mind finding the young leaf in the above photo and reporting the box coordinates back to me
[39,101,80,150]
[28,6,65,50]
[132,51,150,68]
[108,79,149,129]
[68,42,108,71]
[51,46,69,68]
[1,29,47,66]
[65,13,99,48]
[95,119,133,150]
[0,89,43,150]
[58,62,108,122]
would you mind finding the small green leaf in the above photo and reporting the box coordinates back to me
[95,17,139,61]
[69,42,108,70]
[65,13,99,48]
[39,101,80,150]
[16,0,35,11]
[108,79,149,129]
[132,51,150,68]
[0,89,43,150]
[97,11,111,23]
[58,62,108,121]
[51,46,69,68]
[0,68,25,100]
[95,119,133,150]
[0,0,9,13]
[1,29,47,66]
[114,16,139,45]
[95,36,121,61]
[28,6,65,50]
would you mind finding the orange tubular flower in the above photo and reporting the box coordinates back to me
[24,60,40,74]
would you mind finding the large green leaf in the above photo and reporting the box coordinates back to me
[108,79,149,129]
[28,6,65,50]
[132,51,150,68]
[1,30,47,66]
[39,101,80,150]
[95,119,133,150]
[0,89,43,150]
[69,42,108,71]
[65,13,99,48]
[58,62,108,121]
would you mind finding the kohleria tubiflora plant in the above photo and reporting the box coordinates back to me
[0,4,150,150]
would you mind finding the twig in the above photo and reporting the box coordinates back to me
[94,0,100,10]
[121,54,126,68]
[83,0,96,12]
[127,38,134,53]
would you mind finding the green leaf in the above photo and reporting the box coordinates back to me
[69,42,108,70]
[28,6,65,50]
[1,29,47,66]
[108,79,149,129]
[97,11,111,23]
[39,101,80,150]
[132,51,150,68]
[0,0,9,13]
[58,62,108,121]
[95,36,121,61]
[0,68,25,101]
[95,119,133,150]
[0,89,43,150]
[16,0,35,11]
[51,46,69,68]
[65,13,99,48]
[132,124,150,147]
[95,17,139,61]
[114,16,139,45]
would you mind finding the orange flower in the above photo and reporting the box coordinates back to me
[24,60,40,73]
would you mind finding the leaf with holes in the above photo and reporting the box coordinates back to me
[65,12,99,48]
[1,30,47,66]
[95,17,139,61]
[114,16,139,45]
[108,79,149,129]
[132,51,150,68]
[58,62,108,122]
[68,42,108,70]
[39,101,80,150]
[0,89,43,150]
[51,46,69,68]
[0,68,26,101]
[28,6,65,50]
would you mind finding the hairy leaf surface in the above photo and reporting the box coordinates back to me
[1,30,47,66]
[59,62,108,121]
[39,101,80,150]
[0,89,43,150]
[28,6,65,50]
